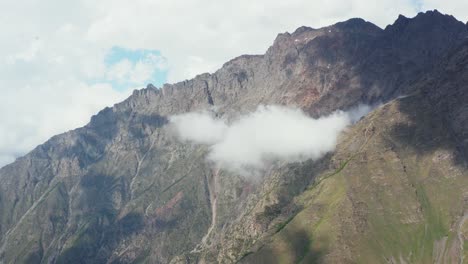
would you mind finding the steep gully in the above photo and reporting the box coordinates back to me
[192,167,220,253]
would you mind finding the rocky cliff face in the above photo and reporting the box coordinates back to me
[1,10,468,264]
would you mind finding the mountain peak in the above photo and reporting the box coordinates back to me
[417,9,442,17]
[387,9,465,32]
[414,9,460,23]
[292,26,315,35]
[2,12,468,264]
[331,17,382,34]
[146,83,157,90]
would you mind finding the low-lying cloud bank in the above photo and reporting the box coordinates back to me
[170,104,371,177]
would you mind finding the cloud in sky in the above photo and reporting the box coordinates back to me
[1,0,467,167]
[170,111,227,145]
[0,81,129,166]
[0,42,166,167]
[103,47,168,91]
[170,105,371,177]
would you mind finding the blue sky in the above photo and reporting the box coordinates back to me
[412,0,424,11]
[101,46,168,91]
[1,0,468,167]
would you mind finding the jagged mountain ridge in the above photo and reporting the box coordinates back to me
[0,10,467,263]
[238,39,468,263]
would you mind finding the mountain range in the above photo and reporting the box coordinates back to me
[1,10,468,264]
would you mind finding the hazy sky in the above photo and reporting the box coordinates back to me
[0,0,467,166]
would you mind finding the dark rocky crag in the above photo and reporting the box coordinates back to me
[1,10,468,263]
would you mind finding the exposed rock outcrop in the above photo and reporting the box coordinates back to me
[1,10,468,263]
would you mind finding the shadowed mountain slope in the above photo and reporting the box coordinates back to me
[1,10,468,263]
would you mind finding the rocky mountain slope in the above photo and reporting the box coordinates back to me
[1,10,467,263]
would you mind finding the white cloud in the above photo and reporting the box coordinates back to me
[107,59,133,82]
[170,105,371,178]
[83,0,421,82]
[106,53,168,84]
[130,55,168,83]
[1,0,467,168]
[170,111,227,145]
[0,81,130,166]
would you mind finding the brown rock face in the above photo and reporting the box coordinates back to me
[1,10,468,263]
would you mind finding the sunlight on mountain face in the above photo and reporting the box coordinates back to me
[2,4,468,264]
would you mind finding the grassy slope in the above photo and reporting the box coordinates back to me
[241,97,468,263]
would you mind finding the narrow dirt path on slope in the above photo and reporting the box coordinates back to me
[191,167,220,253]
[129,133,157,200]
[457,212,468,264]
[201,167,220,245]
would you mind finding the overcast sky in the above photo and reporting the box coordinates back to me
[0,0,467,167]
